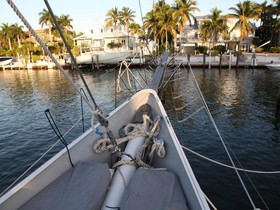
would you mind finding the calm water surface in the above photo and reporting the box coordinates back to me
[0,67,280,210]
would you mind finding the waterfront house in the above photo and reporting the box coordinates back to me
[178,16,256,54]
[73,25,130,53]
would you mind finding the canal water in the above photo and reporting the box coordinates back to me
[0,67,279,209]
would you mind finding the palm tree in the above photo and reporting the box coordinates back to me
[254,1,275,48]
[272,0,280,15]
[227,1,259,44]
[120,7,136,34]
[200,7,228,48]
[256,0,273,25]
[39,9,53,42]
[11,23,25,48]
[52,14,74,53]
[156,4,177,50]
[105,7,122,47]
[57,14,73,33]
[271,0,280,46]
[199,22,211,45]
[105,7,121,31]
[119,7,136,50]
[143,9,158,43]
[1,23,13,50]
[129,23,143,52]
[172,0,199,45]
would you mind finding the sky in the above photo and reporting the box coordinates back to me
[0,0,271,33]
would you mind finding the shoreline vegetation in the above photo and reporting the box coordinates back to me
[0,0,279,66]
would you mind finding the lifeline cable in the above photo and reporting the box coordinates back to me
[0,108,91,197]
[45,109,74,167]
[182,145,280,174]
[6,0,121,152]
[186,62,259,209]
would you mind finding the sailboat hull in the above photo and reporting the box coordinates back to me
[0,57,13,66]
[0,89,209,210]
[76,51,132,65]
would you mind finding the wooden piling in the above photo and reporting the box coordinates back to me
[96,55,99,70]
[275,94,280,126]
[203,53,206,70]
[219,53,222,70]
[91,56,94,70]
[236,52,240,69]
[252,52,256,69]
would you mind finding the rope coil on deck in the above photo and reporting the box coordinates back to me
[92,115,166,168]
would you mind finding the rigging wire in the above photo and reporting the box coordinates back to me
[181,145,280,174]
[185,62,261,209]
[44,0,122,151]
[161,60,269,209]
[44,0,99,111]
[0,109,91,196]
[44,109,74,168]
[5,0,94,111]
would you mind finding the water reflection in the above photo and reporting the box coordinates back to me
[0,68,153,194]
[162,67,280,210]
[0,68,280,209]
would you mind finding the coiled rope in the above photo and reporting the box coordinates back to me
[92,115,166,168]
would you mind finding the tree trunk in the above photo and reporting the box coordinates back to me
[8,38,12,51]
[48,21,52,42]
[179,30,182,46]
[165,30,168,50]
[17,36,21,48]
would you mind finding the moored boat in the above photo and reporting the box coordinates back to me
[265,63,280,70]
[76,51,132,65]
[0,2,210,207]
[2,0,269,209]
[0,86,210,210]
[0,57,13,66]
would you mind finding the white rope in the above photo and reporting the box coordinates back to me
[149,138,166,160]
[93,115,166,169]
[177,106,204,123]
[203,192,218,210]
[93,115,151,154]
[182,145,280,174]
[116,60,144,93]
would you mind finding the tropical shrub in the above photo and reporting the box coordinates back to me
[107,42,122,49]
[255,48,264,53]
[211,50,219,56]
[195,45,208,54]
[213,45,226,54]
[269,47,280,53]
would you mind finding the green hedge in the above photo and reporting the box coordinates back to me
[269,47,280,53]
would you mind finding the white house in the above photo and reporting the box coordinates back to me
[73,25,130,52]
[74,16,256,55]
[179,16,256,53]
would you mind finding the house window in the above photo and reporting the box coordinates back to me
[91,29,93,34]
[101,29,103,33]
[111,28,114,33]
[122,39,126,46]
